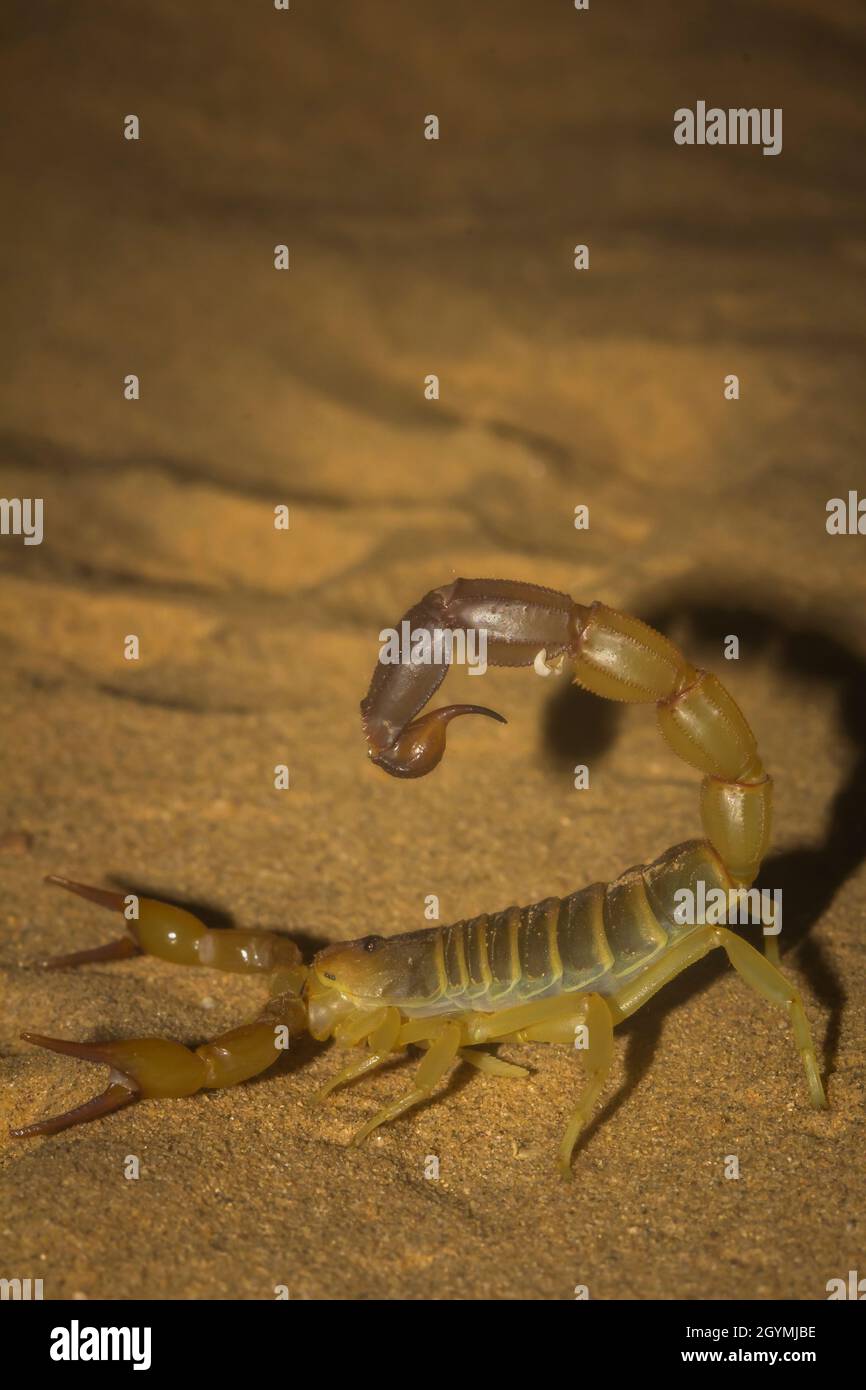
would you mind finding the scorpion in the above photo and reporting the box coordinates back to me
[11,579,827,1175]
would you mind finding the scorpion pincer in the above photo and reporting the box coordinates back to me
[11,579,826,1176]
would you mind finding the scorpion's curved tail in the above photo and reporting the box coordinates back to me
[11,876,309,1137]
[361,578,773,891]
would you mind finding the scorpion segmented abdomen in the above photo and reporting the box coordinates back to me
[441,890,612,1011]
[439,845,739,1012]
[602,865,670,982]
[597,840,737,988]
[381,841,736,1017]
[439,900,564,1010]
[556,882,613,989]
[439,911,520,1007]
[517,897,565,997]
[444,885,613,1007]
[640,838,734,927]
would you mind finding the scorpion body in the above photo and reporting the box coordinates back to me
[11,579,826,1175]
[317,840,732,1019]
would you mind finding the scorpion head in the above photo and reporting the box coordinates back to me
[310,928,441,1019]
[312,935,392,999]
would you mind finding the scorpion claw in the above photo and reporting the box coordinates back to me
[11,1031,212,1138]
[17,1031,135,1065]
[43,875,127,911]
[11,1032,142,1137]
[37,867,142,967]
[36,938,142,969]
[10,1083,138,1138]
[369,704,507,779]
[34,876,143,969]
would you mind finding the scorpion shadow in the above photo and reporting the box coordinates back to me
[541,586,862,1148]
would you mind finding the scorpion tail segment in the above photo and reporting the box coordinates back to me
[369,704,507,779]
[442,578,585,668]
[361,579,581,774]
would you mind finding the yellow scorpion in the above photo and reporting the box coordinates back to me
[11,579,827,1175]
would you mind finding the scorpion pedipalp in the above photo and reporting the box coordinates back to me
[10,1033,179,1137]
[10,1086,139,1138]
[11,879,309,1137]
[34,877,142,968]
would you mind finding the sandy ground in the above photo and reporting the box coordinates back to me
[1,2,864,1300]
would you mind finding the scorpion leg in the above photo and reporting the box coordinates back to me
[313,1049,395,1102]
[489,994,616,1175]
[456,1049,528,1078]
[606,925,825,1109]
[402,1021,529,1074]
[349,1019,462,1145]
[556,995,615,1178]
[465,993,580,1043]
[313,1007,402,1102]
[714,928,826,1109]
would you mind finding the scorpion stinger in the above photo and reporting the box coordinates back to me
[366,704,507,779]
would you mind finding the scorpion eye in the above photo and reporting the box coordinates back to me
[362,935,382,953]
[323,971,336,981]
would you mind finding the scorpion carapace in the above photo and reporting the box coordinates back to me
[12,579,826,1175]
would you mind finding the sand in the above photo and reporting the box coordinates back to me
[1,1,864,1300]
